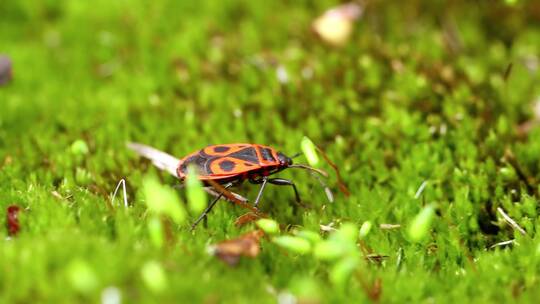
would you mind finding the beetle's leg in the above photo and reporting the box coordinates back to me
[190,182,234,231]
[267,178,308,208]
[252,176,268,208]
[191,194,222,231]
[268,178,309,212]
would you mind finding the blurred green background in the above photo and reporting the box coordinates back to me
[1,0,540,302]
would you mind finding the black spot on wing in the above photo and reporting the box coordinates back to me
[260,147,276,162]
[219,160,236,172]
[229,147,259,163]
[213,146,230,153]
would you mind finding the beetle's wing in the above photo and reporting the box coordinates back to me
[127,142,179,177]
[206,144,280,166]
[179,144,263,178]
[202,144,254,157]
[177,150,215,177]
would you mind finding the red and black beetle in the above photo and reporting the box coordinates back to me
[128,142,331,229]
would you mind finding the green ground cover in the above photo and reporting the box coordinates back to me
[1,0,540,302]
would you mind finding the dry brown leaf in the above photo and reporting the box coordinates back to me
[209,230,265,266]
[234,212,263,227]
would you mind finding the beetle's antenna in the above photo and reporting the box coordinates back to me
[289,164,333,203]
[309,171,334,203]
[290,152,302,159]
[288,164,329,177]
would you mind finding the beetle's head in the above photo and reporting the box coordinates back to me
[277,152,293,166]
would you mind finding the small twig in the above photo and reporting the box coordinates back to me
[205,179,267,217]
[489,239,515,249]
[396,247,404,271]
[315,145,350,197]
[497,207,527,236]
[379,224,401,230]
[504,149,536,194]
[51,191,66,200]
[365,254,389,263]
[320,223,336,232]
[111,179,128,208]
[503,62,513,83]
[414,181,428,199]
[204,187,248,203]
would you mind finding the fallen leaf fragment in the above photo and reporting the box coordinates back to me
[234,212,263,227]
[379,224,401,230]
[209,230,265,266]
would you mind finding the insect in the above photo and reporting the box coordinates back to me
[128,143,332,229]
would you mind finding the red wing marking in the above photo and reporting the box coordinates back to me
[254,145,279,166]
[203,144,251,157]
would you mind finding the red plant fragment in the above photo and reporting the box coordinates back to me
[234,212,263,227]
[6,205,22,236]
[315,145,351,197]
[367,278,382,302]
[0,55,12,86]
[210,230,265,266]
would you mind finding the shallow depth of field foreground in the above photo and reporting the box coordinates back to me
[1,0,540,302]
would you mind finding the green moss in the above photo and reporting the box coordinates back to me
[1,0,540,302]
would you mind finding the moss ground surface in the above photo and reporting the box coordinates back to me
[1,0,540,302]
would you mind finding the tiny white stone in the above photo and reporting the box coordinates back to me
[101,287,121,304]
[277,292,297,304]
[276,65,289,84]
[233,108,243,118]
